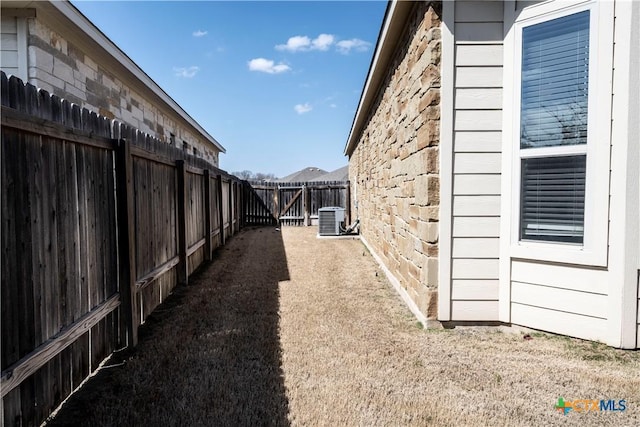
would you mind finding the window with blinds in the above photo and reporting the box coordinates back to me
[521,156,586,243]
[518,11,590,244]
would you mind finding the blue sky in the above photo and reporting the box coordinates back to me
[72,1,387,178]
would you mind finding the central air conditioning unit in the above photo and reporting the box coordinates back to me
[318,207,346,236]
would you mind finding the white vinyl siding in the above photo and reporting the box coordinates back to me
[501,0,640,348]
[511,303,608,342]
[449,0,504,321]
[1,17,19,76]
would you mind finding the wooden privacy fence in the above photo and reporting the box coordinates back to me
[249,180,350,227]
[0,72,271,426]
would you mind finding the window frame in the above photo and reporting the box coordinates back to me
[509,0,613,266]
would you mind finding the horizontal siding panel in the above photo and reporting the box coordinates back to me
[452,258,499,279]
[512,281,607,318]
[453,217,500,237]
[455,1,503,22]
[455,88,503,109]
[2,67,19,77]
[454,110,502,131]
[454,152,501,174]
[455,131,502,152]
[453,195,500,216]
[455,22,503,43]
[452,300,499,321]
[454,174,501,195]
[452,280,499,300]
[455,45,503,66]
[1,34,18,50]
[1,51,18,69]
[1,17,17,33]
[453,238,500,258]
[511,303,609,343]
[511,260,608,294]
[456,67,503,88]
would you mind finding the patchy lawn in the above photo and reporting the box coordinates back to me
[47,227,640,426]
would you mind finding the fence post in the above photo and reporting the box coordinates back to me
[114,138,138,347]
[240,183,245,228]
[176,160,188,285]
[304,185,311,226]
[271,185,280,224]
[228,180,233,236]
[345,182,351,226]
[217,174,225,246]
[204,169,212,261]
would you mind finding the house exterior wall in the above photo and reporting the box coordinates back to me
[1,17,19,76]
[348,0,637,347]
[349,2,441,319]
[447,0,504,321]
[498,0,639,348]
[1,11,219,166]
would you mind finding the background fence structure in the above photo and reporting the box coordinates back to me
[0,72,274,426]
[249,180,350,227]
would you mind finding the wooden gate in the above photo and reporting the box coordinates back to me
[278,186,305,226]
[248,181,350,227]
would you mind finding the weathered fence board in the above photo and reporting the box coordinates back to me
[1,72,266,427]
[248,180,350,226]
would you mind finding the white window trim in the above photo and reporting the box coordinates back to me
[507,0,613,267]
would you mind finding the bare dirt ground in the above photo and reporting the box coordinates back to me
[47,227,639,426]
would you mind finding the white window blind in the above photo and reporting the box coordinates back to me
[521,156,586,243]
[520,11,590,149]
[519,11,590,244]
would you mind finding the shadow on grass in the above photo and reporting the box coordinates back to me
[47,227,291,426]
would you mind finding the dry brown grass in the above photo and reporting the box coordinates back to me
[47,227,640,426]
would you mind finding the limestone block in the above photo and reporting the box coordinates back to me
[417,119,440,149]
[420,64,440,89]
[419,89,440,113]
[425,257,438,287]
[53,58,74,84]
[421,147,439,173]
[417,288,438,319]
[402,151,426,178]
[29,46,54,73]
[64,82,86,102]
[420,206,439,222]
[415,174,433,206]
[29,67,64,91]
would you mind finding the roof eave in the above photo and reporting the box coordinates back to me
[344,0,414,157]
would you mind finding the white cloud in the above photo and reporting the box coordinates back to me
[329,103,337,108]
[248,58,291,74]
[174,66,200,78]
[276,35,311,52]
[276,34,336,52]
[336,38,371,54]
[311,34,335,51]
[192,30,208,37]
[294,103,312,114]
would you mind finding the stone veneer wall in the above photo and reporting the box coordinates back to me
[349,1,441,319]
[25,18,219,166]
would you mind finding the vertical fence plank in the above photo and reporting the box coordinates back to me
[176,160,188,285]
[217,174,225,246]
[203,170,212,261]
[345,183,351,226]
[114,139,138,347]
[302,185,311,226]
